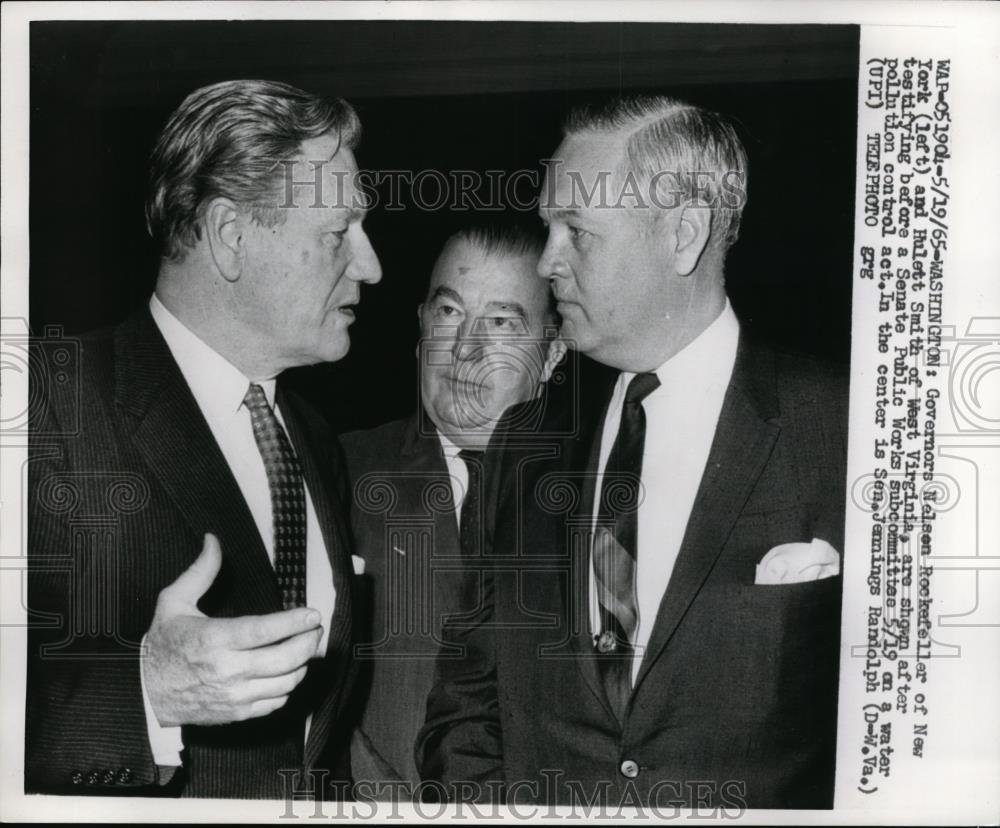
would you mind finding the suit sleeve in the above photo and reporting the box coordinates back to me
[25,373,167,794]
[415,565,504,801]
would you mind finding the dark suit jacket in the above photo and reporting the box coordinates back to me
[26,308,357,798]
[417,338,849,809]
[340,414,473,794]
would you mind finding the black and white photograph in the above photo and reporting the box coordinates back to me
[1,2,997,824]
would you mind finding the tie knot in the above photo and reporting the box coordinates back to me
[625,372,660,406]
[243,383,270,413]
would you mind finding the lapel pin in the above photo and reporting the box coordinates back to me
[595,630,618,653]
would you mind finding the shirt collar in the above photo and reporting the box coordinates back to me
[149,293,277,415]
[618,299,740,399]
[436,428,463,460]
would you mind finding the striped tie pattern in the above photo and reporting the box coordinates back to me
[592,526,639,649]
[593,371,660,718]
[244,383,307,610]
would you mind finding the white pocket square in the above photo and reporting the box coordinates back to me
[351,555,366,576]
[755,538,840,585]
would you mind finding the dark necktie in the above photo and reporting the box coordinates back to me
[458,449,484,557]
[593,371,660,719]
[244,383,307,610]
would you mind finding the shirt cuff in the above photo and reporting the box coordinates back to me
[140,633,184,767]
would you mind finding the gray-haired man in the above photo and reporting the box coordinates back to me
[419,96,848,809]
[27,79,380,798]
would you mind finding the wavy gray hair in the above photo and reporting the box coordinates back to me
[146,79,360,260]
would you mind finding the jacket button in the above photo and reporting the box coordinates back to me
[86,771,99,785]
[101,769,115,784]
[117,768,132,784]
[70,771,83,785]
[620,759,640,779]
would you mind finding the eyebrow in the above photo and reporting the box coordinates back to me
[428,286,463,305]
[427,289,529,319]
[484,301,528,318]
[538,207,581,221]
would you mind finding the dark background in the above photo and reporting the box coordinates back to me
[30,20,859,432]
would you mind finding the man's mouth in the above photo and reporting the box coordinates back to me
[337,303,357,318]
[448,374,489,393]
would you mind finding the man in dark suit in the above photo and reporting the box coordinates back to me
[26,79,381,798]
[418,96,848,809]
[341,225,565,797]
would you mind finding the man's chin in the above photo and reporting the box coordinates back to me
[556,317,588,353]
[445,413,498,433]
[431,406,502,440]
[317,326,353,359]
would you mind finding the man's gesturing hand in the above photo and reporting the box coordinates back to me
[143,534,323,727]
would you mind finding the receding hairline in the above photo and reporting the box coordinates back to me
[540,131,646,206]
[557,107,686,186]
[563,96,696,139]
[557,95,749,248]
[430,237,542,287]
[426,238,552,320]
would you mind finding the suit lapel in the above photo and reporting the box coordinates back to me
[116,308,360,768]
[399,415,466,648]
[401,414,461,559]
[277,385,356,769]
[114,309,279,615]
[560,360,620,720]
[401,411,454,488]
[633,337,781,692]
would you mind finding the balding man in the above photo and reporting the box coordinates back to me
[342,224,564,796]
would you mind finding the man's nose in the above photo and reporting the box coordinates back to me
[536,235,564,280]
[452,320,487,363]
[348,227,382,284]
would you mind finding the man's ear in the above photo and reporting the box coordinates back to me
[205,197,244,283]
[539,337,568,384]
[672,203,713,277]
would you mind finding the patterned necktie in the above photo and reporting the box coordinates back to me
[458,449,484,557]
[593,371,660,719]
[244,383,307,610]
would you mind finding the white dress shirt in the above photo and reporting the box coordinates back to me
[590,301,740,682]
[437,430,471,529]
[141,294,336,765]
